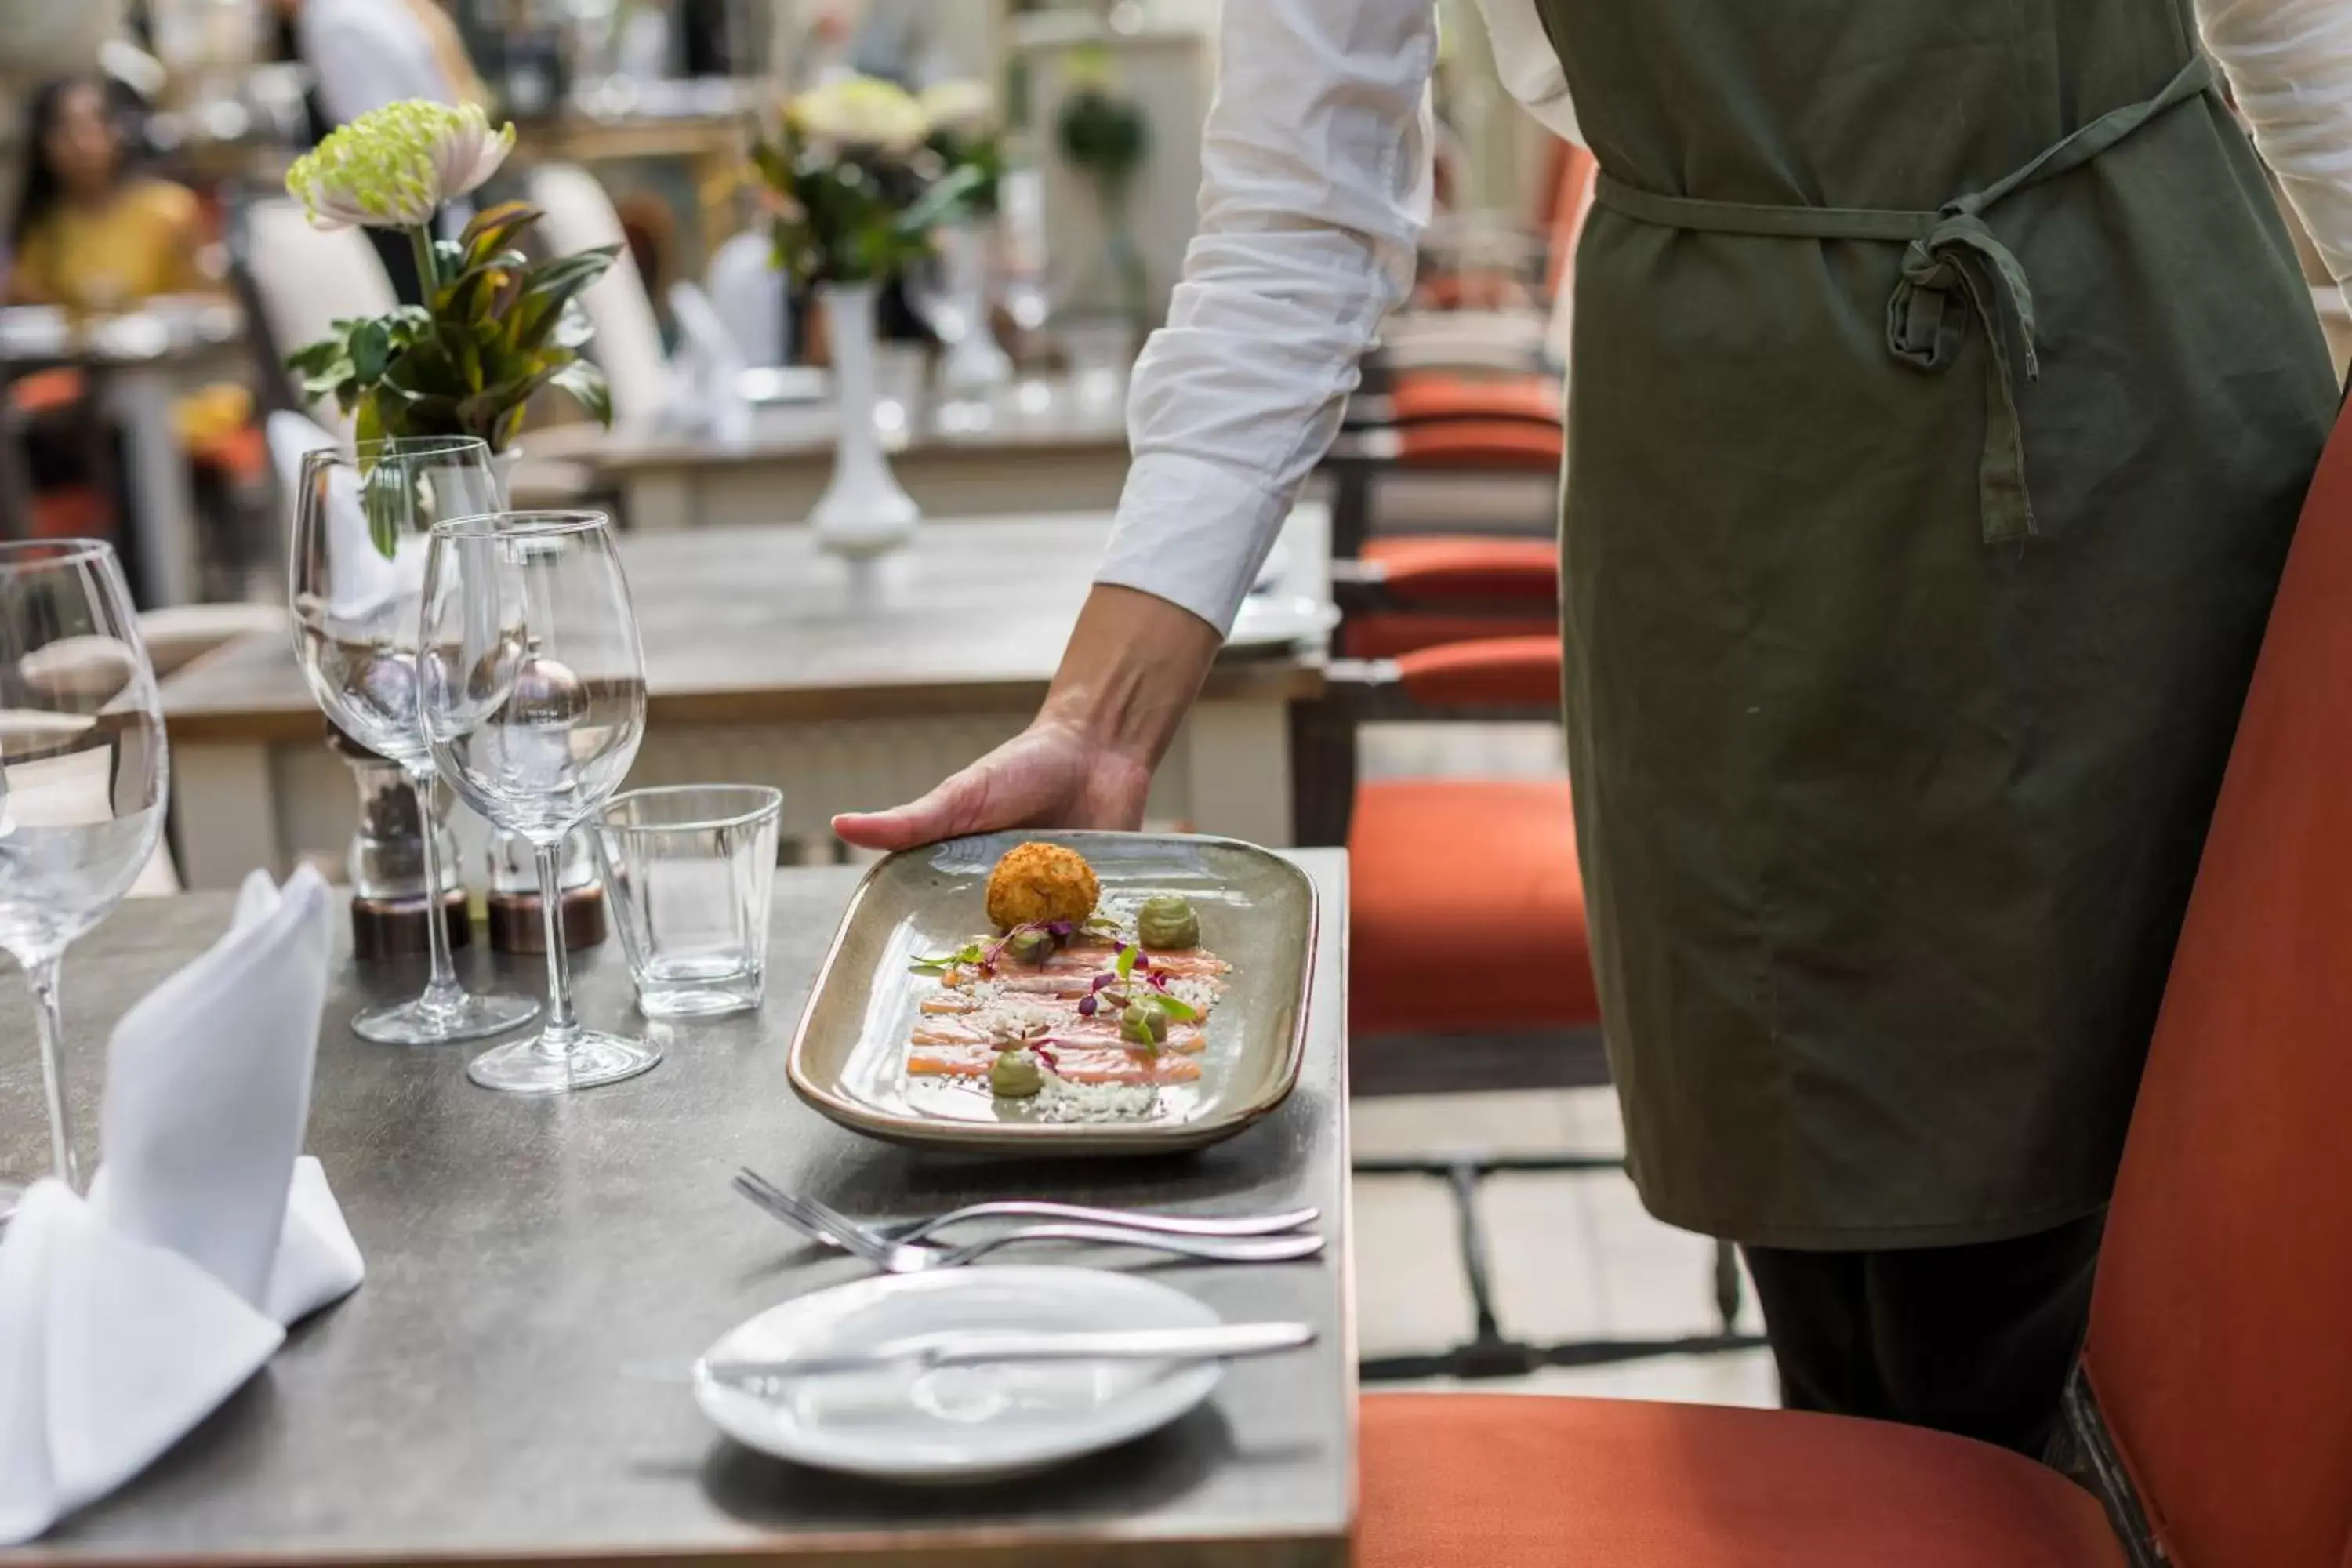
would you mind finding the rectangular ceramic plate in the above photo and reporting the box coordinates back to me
[787,831,1318,1156]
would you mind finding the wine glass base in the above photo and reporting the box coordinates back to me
[354,991,542,1046]
[0,1181,20,1228]
[466,1029,661,1095]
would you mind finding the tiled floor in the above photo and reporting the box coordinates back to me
[1350,719,1777,1406]
[1352,1086,1780,1406]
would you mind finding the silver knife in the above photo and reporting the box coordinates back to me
[700,1321,1318,1386]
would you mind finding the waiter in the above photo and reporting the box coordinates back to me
[837,0,2350,1457]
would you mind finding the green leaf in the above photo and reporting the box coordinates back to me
[461,201,543,267]
[895,162,985,239]
[1149,992,1200,1023]
[1116,944,1138,982]
[285,338,344,376]
[546,358,612,426]
[347,318,391,385]
[911,940,988,975]
[353,393,385,452]
[521,246,622,308]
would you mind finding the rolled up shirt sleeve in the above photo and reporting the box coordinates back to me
[1094,0,1439,633]
[2200,0,2352,297]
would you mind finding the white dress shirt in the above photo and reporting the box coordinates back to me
[1095,0,2352,634]
[298,0,460,129]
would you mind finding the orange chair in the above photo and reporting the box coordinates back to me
[1303,636,1757,1380]
[1359,407,2352,1564]
[1325,144,1588,656]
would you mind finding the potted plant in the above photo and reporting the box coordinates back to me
[1055,46,1151,336]
[750,75,982,568]
[281,100,619,547]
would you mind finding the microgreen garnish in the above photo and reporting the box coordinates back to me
[909,939,987,976]
[1115,943,1139,982]
[1149,991,1200,1023]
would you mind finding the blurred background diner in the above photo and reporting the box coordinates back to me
[2,0,2349,1422]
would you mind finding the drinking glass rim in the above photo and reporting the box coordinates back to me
[350,434,491,464]
[601,783,783,833]
[430,510,613,540]
[0,537,118,573]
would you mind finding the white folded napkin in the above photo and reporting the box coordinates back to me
[0,867,363,1545]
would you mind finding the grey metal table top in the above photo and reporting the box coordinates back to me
[0,856,1352,1566]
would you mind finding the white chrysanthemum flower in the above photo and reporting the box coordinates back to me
[286,100,515,232]
[789,76,931,151]
[918,80,995,132]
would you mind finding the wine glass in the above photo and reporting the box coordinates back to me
[418,510,657,1094]
[289,435,539,1045]
[0,539,169,1217]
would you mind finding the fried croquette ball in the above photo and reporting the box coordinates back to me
[985,841,1100,930]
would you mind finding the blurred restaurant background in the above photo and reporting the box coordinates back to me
[3,0,2350,1406]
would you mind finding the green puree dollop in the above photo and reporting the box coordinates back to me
[1137,895,1200,950]
[990,1047,1046,1098]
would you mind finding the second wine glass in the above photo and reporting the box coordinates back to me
[419,510,658,1094]
[289,435,539,1045]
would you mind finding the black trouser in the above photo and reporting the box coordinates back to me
[1741,1210,2105,1458]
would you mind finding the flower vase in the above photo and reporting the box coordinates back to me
[810,281,920,576]
[935,225,1013,394]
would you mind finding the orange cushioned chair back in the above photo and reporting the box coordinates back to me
[2082,406,2352,1568]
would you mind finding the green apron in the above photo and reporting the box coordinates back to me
[1534,0,2339,1247]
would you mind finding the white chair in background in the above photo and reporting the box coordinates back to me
[238,201,399,442]
[666,281,753,442]
[706,228,792,369]
[525,163,673,428]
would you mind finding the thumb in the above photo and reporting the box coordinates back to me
[832,766,1003,853]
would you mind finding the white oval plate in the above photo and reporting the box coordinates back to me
[694,1266,1225,1483]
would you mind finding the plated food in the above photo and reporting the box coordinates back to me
[904,843,1234,1123]
[787,829,1316,1156]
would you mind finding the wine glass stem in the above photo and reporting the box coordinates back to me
[536,840,579,1053]
[406,766,465,1011]
[26,953,77,1190]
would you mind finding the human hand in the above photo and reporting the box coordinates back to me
[830,719,1153,851]
[829,584,1221,853]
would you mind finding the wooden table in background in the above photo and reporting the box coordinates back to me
[589,386,1135,532]
[158,510,1331,891]
[0,858,1355,1566]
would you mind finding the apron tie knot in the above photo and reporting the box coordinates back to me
[1886,206,2044,543]
[1589,52,2219,550]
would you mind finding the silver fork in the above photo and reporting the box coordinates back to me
[735,1168,1317,1251]
[731,1171,1325,1274]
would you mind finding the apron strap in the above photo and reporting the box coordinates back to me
[1594,53,2222,545]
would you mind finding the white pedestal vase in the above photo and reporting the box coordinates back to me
[809,281,920,590]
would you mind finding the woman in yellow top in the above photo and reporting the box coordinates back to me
[7,76,207,314]
[7,74,252,547]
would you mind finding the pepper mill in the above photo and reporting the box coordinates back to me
[485,827,608,954]
[328,724,470,961]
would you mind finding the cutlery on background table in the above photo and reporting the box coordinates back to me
[699,1321,1319,1388]
[731,1170,1326,1272]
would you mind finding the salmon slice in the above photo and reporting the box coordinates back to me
[942,944,1231,991]
[907,1042,1201,1086]
[910,1014,1207,1054]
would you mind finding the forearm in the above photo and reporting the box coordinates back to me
[1036,586,1224,771]
[2200,0,2352,294]
[1094,0,1437,633]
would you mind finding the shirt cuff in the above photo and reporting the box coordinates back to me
[1093,450,1293,636]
